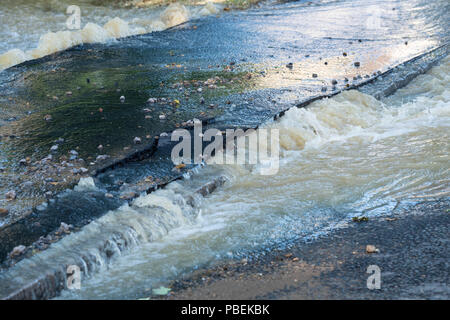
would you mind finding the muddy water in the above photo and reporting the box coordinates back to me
[2,54,443,300]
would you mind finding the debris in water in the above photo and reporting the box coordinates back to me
[366,245,379,253]
[286,62,293,69]
[312,73,318,78]
[96,155,109,161]
[133,137,142,144]
[352,216,369,222]
[354,61,361,67]
[44,114,52,121]
[10,245,26,257]
[5,190,16,201]
[120,95,125,103]
[120,192,137,200]
[0,208,9,217]
[152,286,171,296]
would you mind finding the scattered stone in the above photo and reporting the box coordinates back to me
[312,73,318,78]
[343,52,347,56]
[366,245,379,254]
[96,155,109,162]
[133,137,142,144]
[10,245,26,257]
[120,192,137,200]
[5,190,16,201]
[80,167,89,174]
[331,79,338,85]
[286,62,293,69]
[321,86,327,92]
[354,61,361,67]
[50,145,59,152]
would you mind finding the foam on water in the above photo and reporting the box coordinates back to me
[0,2,221,70]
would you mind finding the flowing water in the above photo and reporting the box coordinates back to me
[0,0,449,300]
[0,53,447,299]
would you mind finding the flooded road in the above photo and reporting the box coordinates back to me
[0,0,448,299]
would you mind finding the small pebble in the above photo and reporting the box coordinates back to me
[5,191,16,201]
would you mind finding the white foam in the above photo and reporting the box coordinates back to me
[0,2,221,71]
